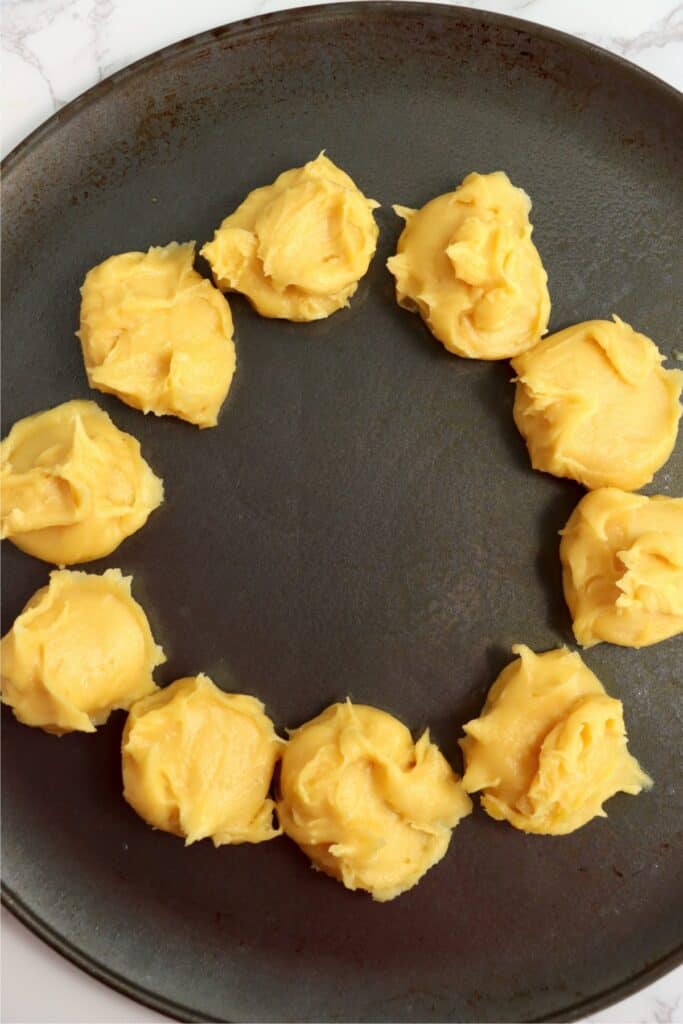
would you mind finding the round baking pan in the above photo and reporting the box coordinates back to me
[2,4,681,1020]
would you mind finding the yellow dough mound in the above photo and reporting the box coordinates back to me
[277,701,472,901]
[122,674,282,845]
[561,488,683,648]
[200,153,379,321]
[512,317,682,491]
[1,568,163,734]
[1,400,163,565]
[460,645,651,835]
[77,242,236,429]
[386,171,550,359]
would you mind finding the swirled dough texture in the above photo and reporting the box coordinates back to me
[277,702,472,901]
[1,400,163,565]
[460,645,651,835]
[1,568,163,734]
[512,317,682,490]
[200,153,379,321]
[386,171,550,359]
[561,488,683,648]
[77,242,236,428]
[122,674,282,845]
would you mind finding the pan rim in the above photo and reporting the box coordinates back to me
[2,0,681,176]
[4,869,683,1023]
[2,3,682,1022]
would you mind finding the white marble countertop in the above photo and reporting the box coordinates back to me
[1,1,681,1021]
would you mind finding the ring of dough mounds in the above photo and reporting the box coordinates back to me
[122,674,283,846]
[459,645,651,835]
[0,569,164,734]
[0,400,163,565]
[561,488,683,649]
[386,171,550,359]
[512,317,682,491]
[200,153,379,321]
[277,701,472,901]
[77,242,236,429]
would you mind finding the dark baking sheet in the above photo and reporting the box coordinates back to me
[2,3,682,1021]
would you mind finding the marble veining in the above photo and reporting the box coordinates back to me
[2,0,683,154]
[1,1,681,1022]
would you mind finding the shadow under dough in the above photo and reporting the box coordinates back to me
[535,485,584,641]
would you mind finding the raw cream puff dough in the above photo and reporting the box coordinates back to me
[1,568,164,734]
[1,400,163,565]
[460,645,651,835]
[201,153,379,321]
[78,242,236,428]
[512,317,682,491]
[122,674,282,845]
[561,488,683,648]
[277,701,472,901]
[387,171,550,359]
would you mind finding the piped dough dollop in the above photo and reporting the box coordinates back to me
[277,701,472,901]
[512,317,682,490]
[459,645,651,835]
[1,400,163,565]
[77,242,236,428]
[200,153,379,321]
[561,488,683,648]
[1,568,164,734]
[386,171,550,359]
[122,674,282,845]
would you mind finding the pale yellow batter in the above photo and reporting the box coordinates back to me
[1,568,164,734]
[1,400,163,565]
[512,317,682,490]
[460,645,651,835]
[561,488,683,648]
[78,242,236,428]
[122,674,282,845]
[387,171,550,359]
[201,153,379,321]
[277,701,472,901]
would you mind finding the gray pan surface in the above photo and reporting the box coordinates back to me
[2,3,682,1021]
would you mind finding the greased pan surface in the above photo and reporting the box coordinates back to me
[2,4,682,1021]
